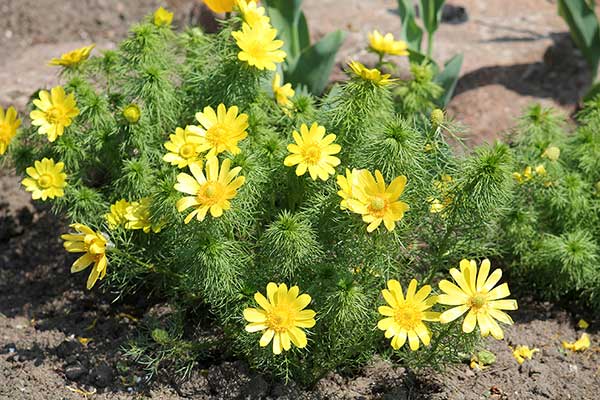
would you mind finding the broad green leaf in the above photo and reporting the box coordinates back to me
[285,30,347,95]
[558,0,600,79]
[434,53,463,107]
[420,0,445,35]
[298,12,310,53]
[265,0,304,59]
[398,0,423,51]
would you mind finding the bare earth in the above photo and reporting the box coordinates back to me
[1,1,599,399]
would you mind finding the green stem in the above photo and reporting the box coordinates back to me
[110,248,154,270]
[424,323,453,364]
[426,33,434,59]
[225,12,232,19]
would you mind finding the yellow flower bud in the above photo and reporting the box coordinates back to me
[431,108,445,127]
[535,164,546,176]
[542,146,560,161]
[153,7,173,27]
[123,104,141,123]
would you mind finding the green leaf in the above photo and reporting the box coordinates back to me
[434,53,463,107]
[583,80,600,102]
[398,0,423,51]
[420,0,445,35]
[265,0,305,59]
[285,30,347,95]
[558,0,600,79]
[298,12,310,52]
[407,49,438,71]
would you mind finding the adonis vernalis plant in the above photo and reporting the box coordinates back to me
[2,5,521,383]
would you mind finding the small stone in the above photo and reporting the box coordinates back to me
[242,375,270,398]
[91,364,113,388]
[65,363,86,381]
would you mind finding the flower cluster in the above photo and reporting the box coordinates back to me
[512,164,546,184]
[245,259,517,354]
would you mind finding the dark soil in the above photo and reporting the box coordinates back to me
[1,1,599,399]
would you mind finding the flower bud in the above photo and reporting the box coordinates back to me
[123,104,141,124]
[151,328,169,345]
[431,108,445,127]
[542,146,560,161]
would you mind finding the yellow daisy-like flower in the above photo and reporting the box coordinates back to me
[336,168,362,210]
[236,0,270,27]
[105,199,131,230]
[348,60,396,86]
[368,30,409,56]
[163,126,204,169]
[377,279,440,351]
[243,282,316,355]
[61,223,109,290]
[0,106,21,155]
[512,345,539,364]
[194,104,249,158]
[272,73,295,109]
[345,170,410,232]
[204,0,236,13]
[438,259,518,340]
[175,157,245,223]
[232,22,286,71]
[562,333,591,352]
[124,197,164,234]
[21,158,67,201]
[153,6,173,26]
[48,44,95,67]
[284,123,341,181]
[30,86,79,142]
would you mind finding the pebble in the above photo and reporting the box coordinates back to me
[65,363,86,381]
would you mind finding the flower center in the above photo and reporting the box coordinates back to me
[206,125,229,149]
[45,107,63,125]
[394,304,422,330]
[301,144,322,165]
[368,196,388,217]
[266,306,295,333]
[246,39,267,59]
[469,293,487,310]
[198,182,225,205]
[179,143,196,159]
[37,174,53,189]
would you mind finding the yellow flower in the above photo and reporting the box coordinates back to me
[272,73,295,109]
[345,170,410,232]
[125,197,164,233]
[512,345,539,365]
[377,279,439,351]
[243,282,316,355]
[163,126,204,169]
[336,168,362,210]
[577,319,589,329]
[232,22,286,71]
[535,164,546,176]
[428,197,444,213]
[21,158,67,201]
[153,6,173,26]
[30,86,79,142]
[512,166,533,184]
[368,30,409,56]
[562,333,591,352]
[204,0,236,13]
[61,223,109,290]
[348,60,396,86]
[175,157,245,223]
[194,104,249,157]
[105,199,130,230]
[284,123,341,181]
[123,104,141,123]
[0,105,21,155]
[438,259,518,340]
[542,146,560,161]
[48,44,95,67]
[236,0,270,27]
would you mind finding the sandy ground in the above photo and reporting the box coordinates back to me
[1,1,599,399]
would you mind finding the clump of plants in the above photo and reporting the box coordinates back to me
[500,102,600,310]
[0,2,518,383]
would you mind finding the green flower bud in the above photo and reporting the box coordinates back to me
[151,328,169,345]
[431,108,445,127]
[542,146,560,161]
[123,104,141,124]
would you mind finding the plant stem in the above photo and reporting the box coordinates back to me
[427,33,434,59]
